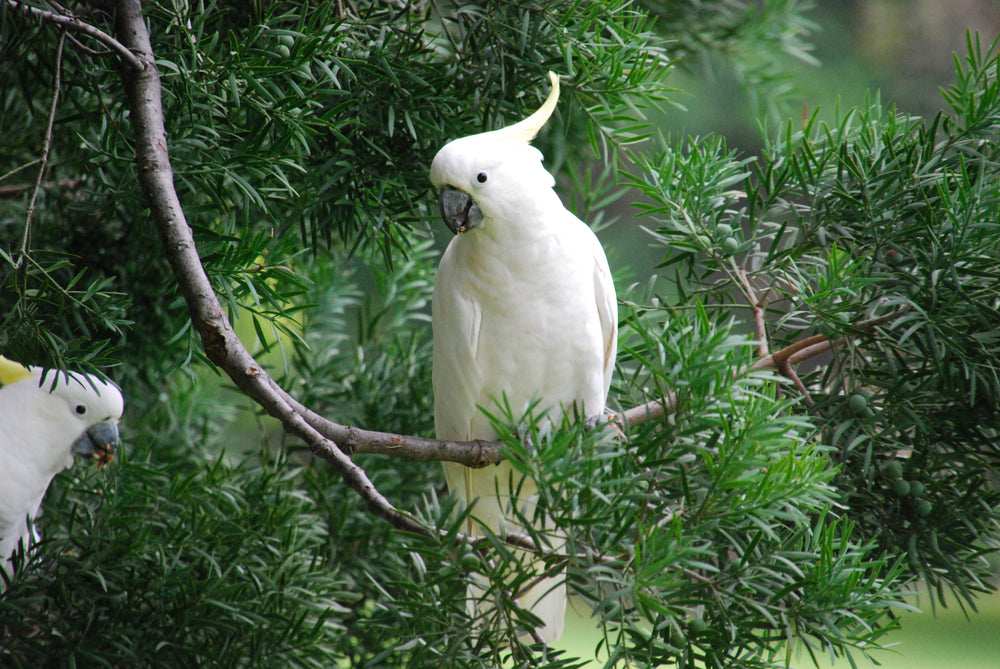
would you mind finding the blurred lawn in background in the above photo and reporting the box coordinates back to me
[810,588,1000,669]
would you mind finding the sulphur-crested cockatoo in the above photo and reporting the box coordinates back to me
[0,355,123,585]
[431,72,617,643]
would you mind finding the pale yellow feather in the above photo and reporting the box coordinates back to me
[0,355,33,387]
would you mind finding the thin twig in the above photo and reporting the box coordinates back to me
[750,333,828,374]
[3,0,145,71]
[777,359,814,406]
[750,310,906,372]
[66,32,113,58]
[0,160,42,185]
[621,388,680,428]
[624,309,908,427]
[684,567,714,584]
[0,179,83,199]
[736,265,769,357]
[18,30,65,269]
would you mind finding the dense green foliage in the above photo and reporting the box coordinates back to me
[1,1,998,667]
[629,31,1000,611]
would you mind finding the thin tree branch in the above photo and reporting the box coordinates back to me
[749,310,906,372]
[776,358,814,406]
[276,387,503,466]
[0,160,42,185]
[66,31,113,58]
[623,309,907,428]
[3,0,145,71]
[111,0,429,537]
[0,179,84,199]
[16,29,65,269]
[620,387,679,428]
[750,333,829,372]
[736,265,769,358]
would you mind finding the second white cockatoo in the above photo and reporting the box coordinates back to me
[431,72,617,643]
[0,355,124,586]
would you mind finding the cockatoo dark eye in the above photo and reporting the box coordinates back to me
[75,404,87,416]
[476,172,488,184]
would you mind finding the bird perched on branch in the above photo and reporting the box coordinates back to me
[0,355,123,586]
[431,72,617,643]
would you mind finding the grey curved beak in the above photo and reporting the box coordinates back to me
[72,420,120,467]
[439,185,483,234]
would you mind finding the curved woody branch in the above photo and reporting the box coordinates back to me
[3,0,145,71]
[111,0,431,536]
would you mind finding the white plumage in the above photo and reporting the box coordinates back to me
[0,355,123,585]
[430,73,617,642]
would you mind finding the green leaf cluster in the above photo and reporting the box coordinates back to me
[1,448,354,667]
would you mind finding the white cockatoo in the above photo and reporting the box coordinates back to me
[0,355,124,585]
[431,72,617,643]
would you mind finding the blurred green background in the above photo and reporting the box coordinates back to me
[605,0,1000,281]
[575,1,1000,666]
[557,589,1000,667]
[661,0,1000,148]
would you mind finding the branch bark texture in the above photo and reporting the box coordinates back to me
[4,0,145,71]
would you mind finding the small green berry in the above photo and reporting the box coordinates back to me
[882,461,904,479]
[848,393,869,414]
[715,223,733,237]
[908,481,925,497]
[721,237,740,254]
[688,617,708,634]
[892,479,911,496]
[916,499,933,516]
[458,552,481,571]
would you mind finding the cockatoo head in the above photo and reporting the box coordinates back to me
[0,355,124,470]
[430,72,561,235]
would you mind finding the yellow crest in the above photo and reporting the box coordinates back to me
[0,355,34,386]
[494,71,560,144]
